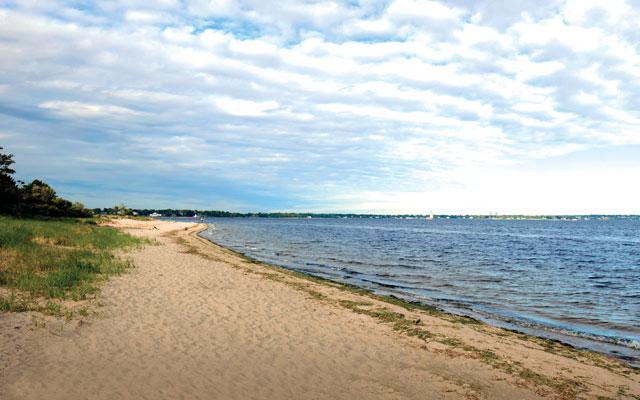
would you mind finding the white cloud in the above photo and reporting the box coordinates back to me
[454,23,507,46]
[1,1,639,212]
[124,10,168,24]
[499,56,565,81]
[386,0,462,22]
[213,97,279,117]
[562,0,631,24]
[512,16,604,52]
[574,91,601,105]
[579,63,620,96]
[39,101,143,118]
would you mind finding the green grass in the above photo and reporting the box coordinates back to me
[0,216,145,307]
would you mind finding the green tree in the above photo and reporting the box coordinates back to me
[112,203,132,216]
[0,147,19,213]
[21,179,61,216]
[70,201,89,216]
[0,147,92,217]
[18,180,90,217]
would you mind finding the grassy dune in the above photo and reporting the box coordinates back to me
[0,216,145,313]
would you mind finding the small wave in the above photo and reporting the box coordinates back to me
[338,267,361,275]
[433,283,456,288]
[360,278,413,290]
[393,263,423,270]
[626,339,640,350]
[470,277,503,283]
[471,310,640,355]
[592,282,621,289]
[305,261,328,268]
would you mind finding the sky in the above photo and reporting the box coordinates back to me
[1,0,639,214]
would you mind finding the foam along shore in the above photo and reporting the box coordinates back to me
[1,219,638,400]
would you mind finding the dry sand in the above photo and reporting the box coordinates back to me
[1,218,638,399]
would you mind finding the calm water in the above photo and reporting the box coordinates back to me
[197,218,640,364]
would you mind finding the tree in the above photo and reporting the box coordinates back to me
[0,147,16,176]
[0,147,19,213]
[21,179,62,216]
[70,202,88,217]
[112,203,132,216]
[18,180,91,217]
[0,146,92,217]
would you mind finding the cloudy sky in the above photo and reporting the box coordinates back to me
[1,0,639,214]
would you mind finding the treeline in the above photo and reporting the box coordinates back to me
[92,208,380,218]
[93,208,307,218]
[95,207,640,220]
[0,147,92,218]
[95,208,432,218]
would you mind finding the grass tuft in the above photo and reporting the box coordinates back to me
[0,215,146,309]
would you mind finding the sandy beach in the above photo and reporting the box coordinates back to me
[1,219,638,399]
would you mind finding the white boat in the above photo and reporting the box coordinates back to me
[149,212,162,218]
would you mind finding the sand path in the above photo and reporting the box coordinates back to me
[1,220,637,399]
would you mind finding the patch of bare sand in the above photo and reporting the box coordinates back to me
[1,219,638,399]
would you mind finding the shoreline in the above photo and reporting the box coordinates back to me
[2,218,638,399]
[184,222,640,390]
[195,222,640,368]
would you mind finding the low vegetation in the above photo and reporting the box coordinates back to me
[0,147,147,315]
[0,215,145,314]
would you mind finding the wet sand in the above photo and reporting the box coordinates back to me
[1,219,638,399]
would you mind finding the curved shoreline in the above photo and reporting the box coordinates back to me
[195,223,640,368]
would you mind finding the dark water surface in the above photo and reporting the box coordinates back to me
[196,217,640,365]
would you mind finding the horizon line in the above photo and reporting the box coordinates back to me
[95,208,640,217]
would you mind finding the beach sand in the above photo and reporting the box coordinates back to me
[1,219,638,399]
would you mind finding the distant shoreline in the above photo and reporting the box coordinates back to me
[93,207,640,220]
